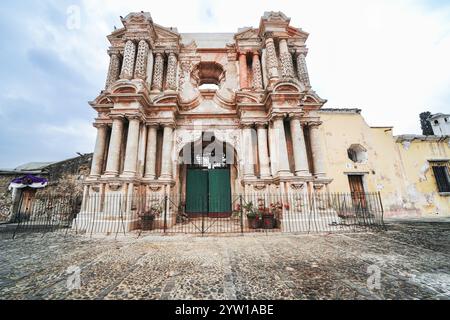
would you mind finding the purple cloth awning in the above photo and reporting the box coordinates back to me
[8,175,48,190]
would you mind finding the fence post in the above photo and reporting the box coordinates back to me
[377,192,386,230]
[163,195,168,233]
[240,195,244,235]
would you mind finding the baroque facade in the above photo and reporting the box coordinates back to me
[78,11,450,230]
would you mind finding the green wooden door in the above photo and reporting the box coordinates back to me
[208,169,232,215]
[186,169,208,214]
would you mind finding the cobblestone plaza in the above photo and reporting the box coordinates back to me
[0,219,449,300]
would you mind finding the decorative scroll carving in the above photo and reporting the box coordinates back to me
[120,40,136,80]
[109,183,122,191]
[134,40,149,80]
[296,53,311,88]
[105,53,121,89]
[166,52,178,90]
[252,53,263,89]
[151,53,164,91]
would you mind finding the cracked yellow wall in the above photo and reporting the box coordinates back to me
[319,111,450,217]
[395,139,450,216]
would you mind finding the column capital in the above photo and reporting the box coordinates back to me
[308,121,323,128]
[270,113,287,122]
[145,122,160,129]
[93,122,110,129]
[161,122,176,129]
[288,113,304,121]
[110,113,126,121]
[240,122,254,129]
[255,122,268,129]
[125,113,143,122]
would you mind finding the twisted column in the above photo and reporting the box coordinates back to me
[296,52,311,88]
[151,52,164,91]
[105,52,121,89]
[120,40,136,80]
[134,40,149,80]
[265,38,279,81]
[252,52,263,90]
[279,39,295,79]
[166,52,178,91]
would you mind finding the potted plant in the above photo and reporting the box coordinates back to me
[139,203,162,231]
[268,202,283,229]
[243,202,262,229]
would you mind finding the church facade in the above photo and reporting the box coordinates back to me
[78,11,450,231]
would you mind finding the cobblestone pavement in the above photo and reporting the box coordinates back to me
[0,219,449,300]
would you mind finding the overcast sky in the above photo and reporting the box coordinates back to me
[0,0,449,168]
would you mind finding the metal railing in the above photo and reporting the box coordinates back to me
[0,192,385,239]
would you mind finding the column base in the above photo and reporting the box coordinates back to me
[277,170,293,177]
[102,172,119,178]
[143,175,156,181]
[120,172,137,178]
[295,171,312,177]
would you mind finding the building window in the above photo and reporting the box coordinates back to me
[431,162,450,193]
[347,144,368,163]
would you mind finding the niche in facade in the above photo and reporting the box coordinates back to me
[347,144,368,163]
[191,62,226,90]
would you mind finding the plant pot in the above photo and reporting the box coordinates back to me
[247,216,261,229]
[141,216,155,231]
[262,214,275,229]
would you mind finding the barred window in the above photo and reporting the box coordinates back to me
[431,162,450,193]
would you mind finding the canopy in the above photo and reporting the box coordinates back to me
[8,175,48,190]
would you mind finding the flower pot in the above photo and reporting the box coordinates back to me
[262,214,275,229]
[247,216,261,229]
[141,216,155,231]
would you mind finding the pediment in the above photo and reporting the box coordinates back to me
[262,11,291,23]
[121,12,153,27]
[235,28,260,40]
[154,24,180,40]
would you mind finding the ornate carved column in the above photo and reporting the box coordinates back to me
[105,52,121,89]
[151,52,164,91]
[104,115,125,177]
[144,125,158,180]
[120,40,136,80]
[309,122,326,178]
[296,52,311,88]
[256,124,271,178]
[289,115,311,177]
[272,115,292,177]
[122,115,141,177]
[252,52,263,90]
[90,124,108,177]
[265,38,279,81]
[242,124,256,178]
[239,52,248,90]
[279,39,295,79]
[166,52,178,91]
[160,124,175,180]
[134,40,149,80]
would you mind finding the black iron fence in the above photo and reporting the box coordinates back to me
[0,192,385,239]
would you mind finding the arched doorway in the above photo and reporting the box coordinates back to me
[178,132,238,218]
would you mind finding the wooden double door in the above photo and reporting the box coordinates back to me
[185,167,232,217]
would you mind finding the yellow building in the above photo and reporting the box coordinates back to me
[319,109,450,217]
